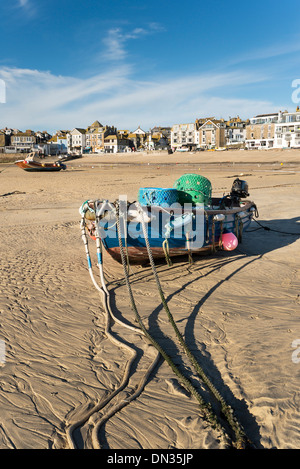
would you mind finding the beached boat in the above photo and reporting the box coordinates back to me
[80,177,258,265]
[58,153,82,162]
[15,152,67,172]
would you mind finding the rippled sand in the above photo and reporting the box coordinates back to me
[0,149,299,449]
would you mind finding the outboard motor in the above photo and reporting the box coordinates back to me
[230,178,249,200]
[219,178,250,208]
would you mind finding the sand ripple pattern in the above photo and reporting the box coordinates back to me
[0,158,299,448]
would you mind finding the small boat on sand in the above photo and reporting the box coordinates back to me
[15,152,66,172]
[80,176,258,265]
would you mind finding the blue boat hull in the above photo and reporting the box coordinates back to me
[82,199,256,264]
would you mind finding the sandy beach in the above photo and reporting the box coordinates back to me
[0,148,299,449]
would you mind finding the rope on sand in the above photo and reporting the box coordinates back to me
[91,350,160,449]
[134,202,248,449]
[65,213,159,449]
[114,203,228,444]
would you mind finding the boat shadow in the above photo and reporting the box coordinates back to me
[143,254,262,448]
[105,216,299,448]
[147,216,299,448]
[239,215,300,257]
[108,254,257,447]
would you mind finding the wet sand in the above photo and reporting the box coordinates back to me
[0,149,299,449]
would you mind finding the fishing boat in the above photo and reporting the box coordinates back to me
[80,176,258,265]
[15,152,67,172]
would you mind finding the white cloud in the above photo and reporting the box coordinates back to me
[0,65,276,132]
[101,24,164,62]
[230,35,300,66]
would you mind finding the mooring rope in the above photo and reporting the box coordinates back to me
[135,202,249,449]
[91,350,161,449]
[67,211,164,449]
[114,203,228,444]
[66,215,152,448]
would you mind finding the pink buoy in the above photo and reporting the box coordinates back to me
[221,232,238,251]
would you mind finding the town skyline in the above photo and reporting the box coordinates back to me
[2,107,300,154]
[0,1,300,132]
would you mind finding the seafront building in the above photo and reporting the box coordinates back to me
[85,121,117,153]
[225,116,248,146]
[10,129,37,152]
[196,118,226,149]
[274,108,300,148]
[67,128,87,154]
[245,108,300,149]
[245,112,278,149]
[170,122,197,151]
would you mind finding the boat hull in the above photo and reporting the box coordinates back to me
[15,160,66,171]
[83,199,256,265]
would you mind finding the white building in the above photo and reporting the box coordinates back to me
[225,117,248,146]
[274,108,300,148]
[67,128,86,154]
[171,123,197,151]
[246,108,300,149]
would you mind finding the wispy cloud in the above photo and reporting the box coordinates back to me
[102,23,165,62]
[230,35,300,66]
[0,64,275,132]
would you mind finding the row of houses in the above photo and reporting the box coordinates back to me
[67,121,171,154]
[0,122,171,155]
[0,128,65,155]
[2,107,300,155]
[171,107,300,151]
[171,116,248,151]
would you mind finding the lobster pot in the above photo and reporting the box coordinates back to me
[138,187,179,207]
[173,173,212,205]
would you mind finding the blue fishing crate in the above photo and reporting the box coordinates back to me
[138,187,179,207]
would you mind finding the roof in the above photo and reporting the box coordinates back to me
[198,119,219,129]
[254,113,278,118]
[132,126,146,135]
[72,128,86,134]
[104,134,117,140]
[88,120,103,129]
[12,132,35,137]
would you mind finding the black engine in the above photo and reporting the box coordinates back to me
[218,178,249,208]
[230,178,249,199]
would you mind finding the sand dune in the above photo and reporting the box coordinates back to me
[0,149,299,449]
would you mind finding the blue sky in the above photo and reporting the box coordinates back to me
[0,0,300,132]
